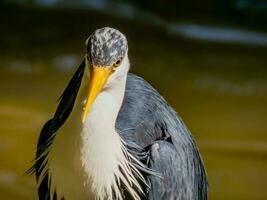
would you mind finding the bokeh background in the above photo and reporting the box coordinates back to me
[1,0,267,199]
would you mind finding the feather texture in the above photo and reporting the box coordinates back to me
[32,68,208,200]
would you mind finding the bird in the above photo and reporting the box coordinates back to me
[29,27,208,200]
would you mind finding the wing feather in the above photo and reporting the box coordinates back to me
[116,74,208,199]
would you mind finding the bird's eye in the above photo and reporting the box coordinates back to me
[113,58,122,68]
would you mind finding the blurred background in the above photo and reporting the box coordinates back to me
[0,0,267,199]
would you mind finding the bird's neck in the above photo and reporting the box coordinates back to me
[80,75,126,197]
[82,56,130,128]
[85,74,127,128]
[47,58,143,200]
[79,61,142,200]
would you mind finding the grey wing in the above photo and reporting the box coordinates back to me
[148,141,187,200]
[116,74,208,200]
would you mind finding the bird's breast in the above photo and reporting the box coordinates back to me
[47,107,95,199]
[47,90,126,200]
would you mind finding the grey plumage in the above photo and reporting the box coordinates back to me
[32,27,208,200]
[32,69,208,200]
[117,74,208,199]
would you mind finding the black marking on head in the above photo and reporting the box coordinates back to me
[86,27,128,66]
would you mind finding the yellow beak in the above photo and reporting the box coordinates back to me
[81,66,112,123]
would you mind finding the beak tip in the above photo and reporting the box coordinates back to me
[81,116,86,123]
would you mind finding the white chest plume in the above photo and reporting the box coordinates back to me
[46,57,144,200]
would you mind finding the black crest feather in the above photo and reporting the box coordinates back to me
[27,59,85,200]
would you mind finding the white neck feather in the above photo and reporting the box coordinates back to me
[46,56,144,200]
[81,56,144,200]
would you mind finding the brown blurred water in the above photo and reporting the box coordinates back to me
[0,6,267,200]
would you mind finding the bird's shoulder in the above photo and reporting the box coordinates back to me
[117,73,176,148]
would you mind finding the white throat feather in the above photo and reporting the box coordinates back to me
[44,56,146,200]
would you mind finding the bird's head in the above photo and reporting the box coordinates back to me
[82,27,129,122]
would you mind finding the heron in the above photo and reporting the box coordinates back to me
[30,27,208,200]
